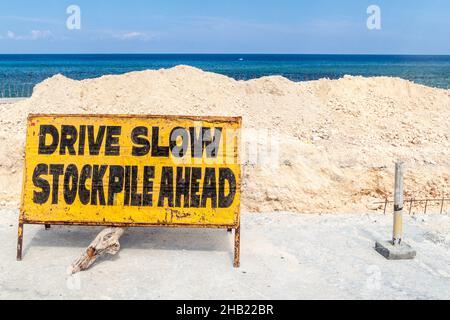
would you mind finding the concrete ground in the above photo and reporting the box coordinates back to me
[0,209,450,299]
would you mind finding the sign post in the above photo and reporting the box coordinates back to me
[375,161,416,260]
[18,114,242,267]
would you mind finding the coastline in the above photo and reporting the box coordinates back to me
[0,98,26,104]
[1,54,449,94]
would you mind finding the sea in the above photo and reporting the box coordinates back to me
[0,54,449,97]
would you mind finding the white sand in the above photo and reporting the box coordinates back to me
[1,209,450,299]
[0,66,449,213]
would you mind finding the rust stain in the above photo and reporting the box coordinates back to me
[87,247,95,257]
[165,208,192,220]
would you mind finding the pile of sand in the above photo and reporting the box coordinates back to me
[0,66,449,213]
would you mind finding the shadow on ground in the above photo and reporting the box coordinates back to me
[24,225,234,253]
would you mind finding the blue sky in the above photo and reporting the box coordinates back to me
[0,0,448,54]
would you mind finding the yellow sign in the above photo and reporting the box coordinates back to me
[18,114,242,266]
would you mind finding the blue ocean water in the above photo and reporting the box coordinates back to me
[0,54,449,97]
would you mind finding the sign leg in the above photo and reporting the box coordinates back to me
[17,222,24,261]
[233,226,240,268]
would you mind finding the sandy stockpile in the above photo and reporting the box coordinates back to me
[0,65,449,213]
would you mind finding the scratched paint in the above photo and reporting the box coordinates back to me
[20,114,241,227]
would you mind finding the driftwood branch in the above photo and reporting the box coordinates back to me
[70,227,125,274]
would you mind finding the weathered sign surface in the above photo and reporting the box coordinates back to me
[18,114,241,266]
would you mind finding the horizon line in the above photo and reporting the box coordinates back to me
[0,53,449,56]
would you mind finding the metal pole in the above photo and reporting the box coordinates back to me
[393,162,404,245]
[233,225,240,268]
[17,222,24,261]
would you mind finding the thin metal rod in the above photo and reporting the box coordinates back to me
[393,162,404,245]
[375,198,450,204]
[233,226,240,268]
[17,222,24,261]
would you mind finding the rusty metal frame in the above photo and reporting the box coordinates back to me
[375,197,449,215]
[27,113,243,123]
[17,219,241,267]
[17,114,242,268]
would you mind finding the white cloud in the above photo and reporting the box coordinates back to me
[0,15,59,24]
[4,30,53,40]
[7,31,16,39]
[29,30,52,40]
[115,31,154,41]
